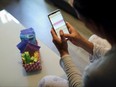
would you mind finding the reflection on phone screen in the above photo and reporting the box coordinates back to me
[49,11,69,38]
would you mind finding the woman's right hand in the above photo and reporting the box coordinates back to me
[64,22,82,47]
[65,22,94,54]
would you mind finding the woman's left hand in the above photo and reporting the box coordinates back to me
[51,29,69,57]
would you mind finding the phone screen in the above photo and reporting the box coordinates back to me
[48,10,69,38]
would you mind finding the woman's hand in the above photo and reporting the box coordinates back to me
[51,29,69,57]
[64,22,94,54]
[64,22,82,47]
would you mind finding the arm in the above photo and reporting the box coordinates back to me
[88,35,111,62]
[60,55,83,87]
[51,29,83,87]
[65,22,111,62]
[64,22,94,54]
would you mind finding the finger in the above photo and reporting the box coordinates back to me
[66,22,71,32]
[60,30,65,41]
[66,22,73,33]
[51,29,57,39]
[64,33,71,39]
[66,22,73,29]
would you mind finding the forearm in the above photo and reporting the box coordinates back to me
[60,55,83,87]
[79,35,94,55]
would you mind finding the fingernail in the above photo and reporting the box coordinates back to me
[61,30,64,34]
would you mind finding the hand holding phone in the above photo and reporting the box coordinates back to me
[48,9,69,38]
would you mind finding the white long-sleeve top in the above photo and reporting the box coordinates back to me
[60,35,116,87]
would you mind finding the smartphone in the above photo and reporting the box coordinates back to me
[48,9,69,38]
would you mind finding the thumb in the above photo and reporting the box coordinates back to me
[64,33,71,39]
[60,30,65,41]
